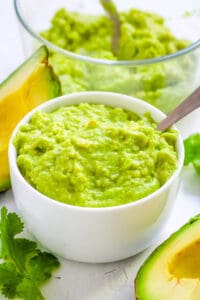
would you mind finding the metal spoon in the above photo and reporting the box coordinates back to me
[100,0,121,56]
[157,86,200,131]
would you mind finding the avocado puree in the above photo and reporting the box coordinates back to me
[41,8,196,113]
[14,103,178,208]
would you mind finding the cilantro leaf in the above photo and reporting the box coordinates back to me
[0,207,60,300]
[0,207,38,273]
[17,278,44,300]
[184,133,200,174]
[0,208,24,258]
[0,263,22,298]
[193,158,200,175]
[28,252,60,284]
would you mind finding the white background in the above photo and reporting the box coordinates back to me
[0,1,200,299]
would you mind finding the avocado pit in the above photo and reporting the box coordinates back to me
[168,239,200,279]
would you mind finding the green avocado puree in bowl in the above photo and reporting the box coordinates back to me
[40,8,197,113]
[14,103,178,208]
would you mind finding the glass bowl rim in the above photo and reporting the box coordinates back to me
[14,0,200,66]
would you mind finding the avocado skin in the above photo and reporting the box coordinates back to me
[135,214,200,300]
[0,178,11,193]
[0,46,60,91]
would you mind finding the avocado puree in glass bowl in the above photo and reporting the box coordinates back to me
[40,8,196,113]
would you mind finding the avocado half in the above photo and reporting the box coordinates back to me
[0,45,61,192]
[135,215,200,300]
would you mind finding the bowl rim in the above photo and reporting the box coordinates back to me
[8,91,184,212]
[14,0,200,66]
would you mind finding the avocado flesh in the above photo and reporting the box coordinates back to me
[135,215,200,300]
[0,46,61,192]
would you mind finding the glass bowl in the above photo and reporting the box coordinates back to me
[14,0,200,113]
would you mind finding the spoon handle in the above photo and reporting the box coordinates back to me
[157,86,200,131]
[100,0,120,56]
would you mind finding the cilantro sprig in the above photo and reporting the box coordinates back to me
[0,207,60,300]
[184,133,200,174]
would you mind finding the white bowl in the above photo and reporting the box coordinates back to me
[8,92,184,263]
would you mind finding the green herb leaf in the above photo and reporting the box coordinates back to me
[184,133,200,174]
[0,263,22,298]
[0,207,60,300]
[193,158,200,175]
[27,252,60,284]
[17,278,44,300]
[0,208,24,258]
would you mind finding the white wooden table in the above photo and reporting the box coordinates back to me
[0,1,200,299]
